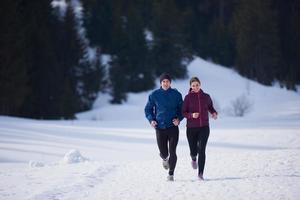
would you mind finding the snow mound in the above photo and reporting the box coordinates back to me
[29,161,45,168]
[61,149,89,164]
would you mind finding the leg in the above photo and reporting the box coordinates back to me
[156,129,169,159]
[197,126,210,175]
[167,126,179,175]
[186,128,198,160]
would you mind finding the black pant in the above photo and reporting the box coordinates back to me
[156,126,179,175]
[186,126,210,175]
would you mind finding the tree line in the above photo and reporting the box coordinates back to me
[1,0,299,119]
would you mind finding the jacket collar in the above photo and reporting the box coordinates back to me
[188,88,203,94]
[160,86,171,92]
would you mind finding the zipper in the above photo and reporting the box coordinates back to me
[198,92,202,126]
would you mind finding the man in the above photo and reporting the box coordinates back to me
[144,73,183,181]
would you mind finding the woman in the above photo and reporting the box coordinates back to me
[182,77,217,180]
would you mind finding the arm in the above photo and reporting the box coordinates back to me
[172,92,184,126]
[182,95,193,119]
[176,93,184,121]
[208,95,218,119]
[144,94,156,122]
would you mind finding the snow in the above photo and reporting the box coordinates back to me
[144,29,154,42]
[1,57,300,200]
[51,0,67,14]
[61,149,89,164]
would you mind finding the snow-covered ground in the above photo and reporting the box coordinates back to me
[1,57,300,200]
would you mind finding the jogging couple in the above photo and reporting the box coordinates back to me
[144,73,218,181]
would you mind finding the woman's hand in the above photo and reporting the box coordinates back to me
[212,113,218,119]
[192,113,199,118]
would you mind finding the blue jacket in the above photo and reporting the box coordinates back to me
[144,87,183,129]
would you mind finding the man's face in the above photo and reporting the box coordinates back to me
[161,79,171,90]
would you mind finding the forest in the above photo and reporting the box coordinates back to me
[0,0,299,119]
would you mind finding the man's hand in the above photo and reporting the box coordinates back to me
[150,120,157,128]
[172,118,180,126]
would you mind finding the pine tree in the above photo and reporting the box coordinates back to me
[120,1,154,92]
[233,0,281,85]
[18,1,84,119]
[82,0,113,52]
[18,0,63,118]
[288,1,300,86]
[107,1,128,104]
[275,0,300,89]
[207,18,235,66]
[109,58,128,104]
[186,0,214,58]
[108,0,154,103]
[206,0,236,66]
[57,3,84,118]
[77,47,105,110]
[0,0,29,115]
[151,0,189,78]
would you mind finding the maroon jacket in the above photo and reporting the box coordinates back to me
[182,89,217,128]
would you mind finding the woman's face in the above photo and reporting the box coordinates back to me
[190,81,200,93]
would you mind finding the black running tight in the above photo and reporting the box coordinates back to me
[186,126,210,175]
[156,126,179,175]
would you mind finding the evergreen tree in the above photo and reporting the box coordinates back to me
[109,57,128,104]
[0,0,29,115]
[109,0,154,103]
[77,47,105,110]
[233,0,281,85]
[18,1,84,119]
[287,1,300,86]
[56,3,84,118]
[151,0,189,78]
[207,18,235,66]
[206,0,236,66]
[186,0,214,58]
[19,0,63,118]
[82,0,113,52]
[120,1,154,93]
[275,0,300,89]
[107,1,129,104]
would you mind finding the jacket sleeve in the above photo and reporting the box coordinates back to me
[207,95,217,114]
[182,95,192,119]
[176,93,184,121]
[144,93,156,122]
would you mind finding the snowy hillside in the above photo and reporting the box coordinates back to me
[77,57,300,128]
[0,57,300,200]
